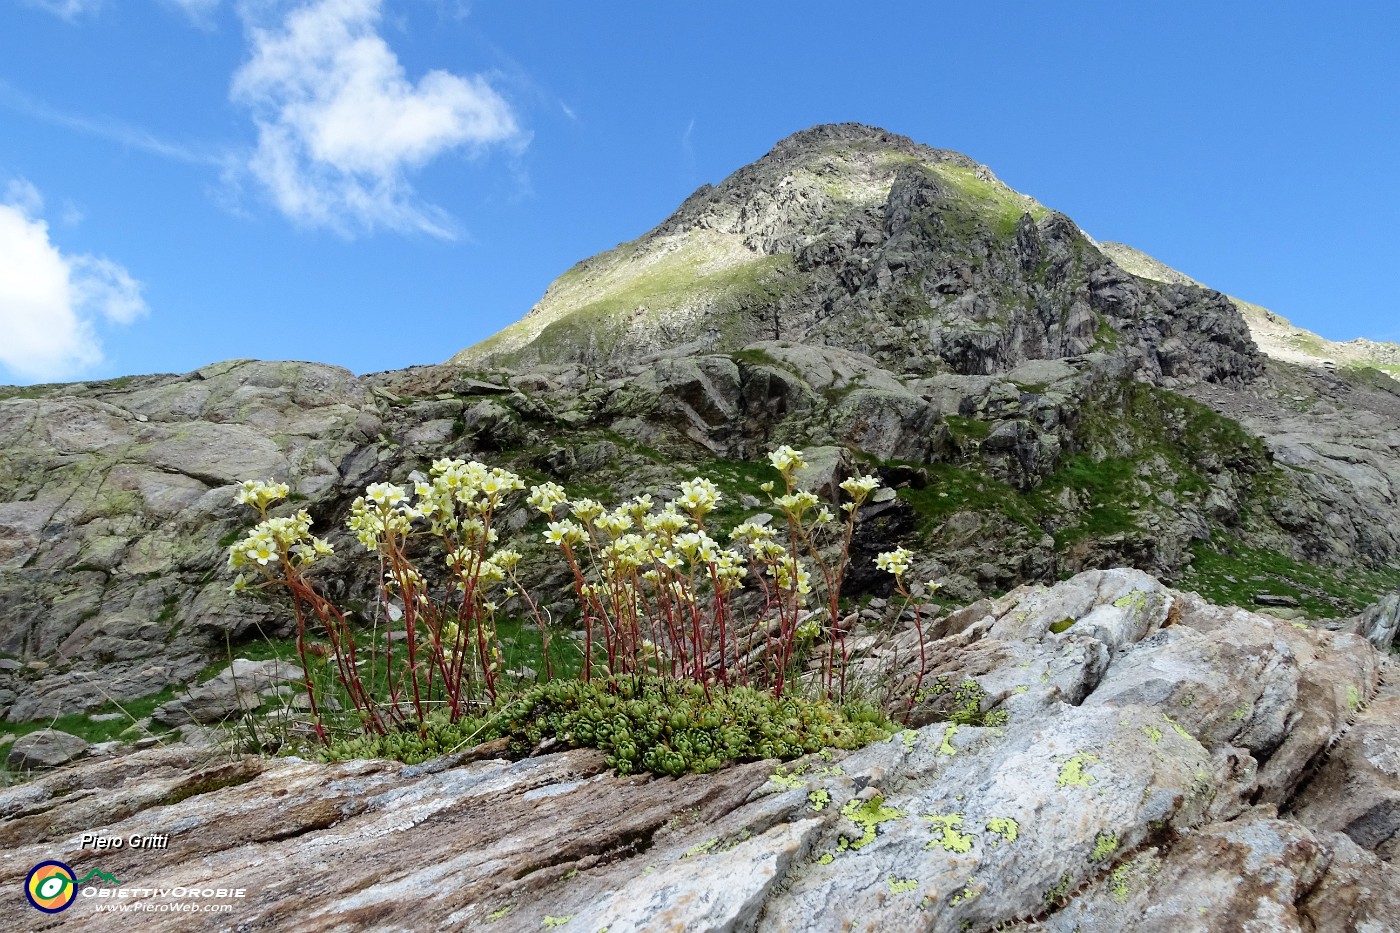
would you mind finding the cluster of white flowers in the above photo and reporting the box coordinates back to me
[770,554,813,597]
[234,479,291,511]
[839,474,881,502]
[228,448,910,648]
[767,445,807,477]
[526,481,568,515]
[414,459,525,534]
[875,546,913,577]
[774,490,820,516]
[531,476,756,610]
[227,489,332,592]
[346,486,415,551]
[676,477,721,519]
[544,519,587,547]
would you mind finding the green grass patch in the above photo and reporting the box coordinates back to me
[898,463,1040,533]
[1342,362,1400,394]
[1178,540,1400,619]
[730,347,782,368]
[1031,455,1140,545]
[943,415,991,444]
[930,163,1049,238]
[0,684,183,761]
[527,251,796,361]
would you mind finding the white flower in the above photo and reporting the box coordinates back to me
[676,477,721,518]
[544,520,586,547]
[767,445,807,476]
[875,547,913,577]
[527,481,569,515]
[366,482,406,507]
[839,474,881,502]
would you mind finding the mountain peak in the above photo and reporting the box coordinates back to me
[452,125,1257,390]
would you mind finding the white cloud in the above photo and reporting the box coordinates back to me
[0,184,148,383]
[3,179,44,217]
[231,0,520,237]
[22,0,104,21]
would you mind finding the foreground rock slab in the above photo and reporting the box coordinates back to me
[0,570,1394,932]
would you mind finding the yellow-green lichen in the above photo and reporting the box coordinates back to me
[985,817,1019,845]
[938,724,958,756]
[1043,872,1073,906]
[839,796,905,850]
[1142,724,1163,744]
[817,852,835,865]
[1049,617,1076,634]
[488,905,513,922]
[543,917,572,930]
[1163,714,1193,740]
[808,789,831,812]
[1057,753,1099,789]
[1090,830,1119,862]
[1109,865,1132,903]
[922,813,975,853]
[900,729,919,750]
[769,766,807,789]
[1347,684,1362,713]
[682,838,718,858]
[1113,590,1148,612]
[722,829,752,850]
[949,880,981,906]
[1230,704,1250,722]
[1108,862,1131,896]
[888,876,918,894]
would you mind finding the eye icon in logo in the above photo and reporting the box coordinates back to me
[25,861,77,913]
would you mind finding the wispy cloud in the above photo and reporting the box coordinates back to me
[0,180,148,383]
[681,118,697,183]
[22,0,104,21]
[230,0,521,238]
[0,79,234,168]
[163,0,222,27]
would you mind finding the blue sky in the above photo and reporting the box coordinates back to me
[1,1,1396,385]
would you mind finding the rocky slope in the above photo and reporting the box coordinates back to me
[1,571,1396,932]
[1101,241,1400,376]
[2,122,1399,747]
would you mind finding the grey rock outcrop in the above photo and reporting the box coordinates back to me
[6,728,88,771]
[0,570,1393,932]
[1345,591,1400,650]
[152,659,302,727]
